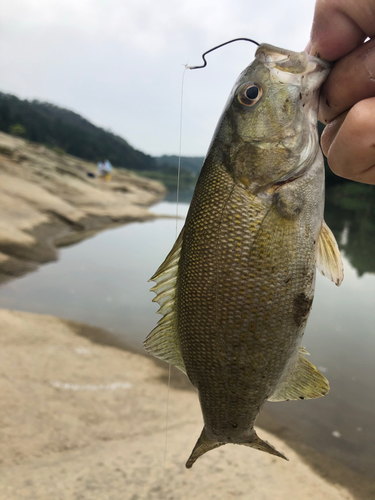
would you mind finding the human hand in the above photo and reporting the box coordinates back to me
[307,0,375,184]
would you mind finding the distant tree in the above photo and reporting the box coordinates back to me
[52,146,65,155]
[8,123,26,136]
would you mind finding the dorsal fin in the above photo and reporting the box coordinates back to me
[268,346,329,402]
[144,228,186,374]
[317,220,344,286]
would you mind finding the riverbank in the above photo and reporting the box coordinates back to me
[0,132,166,284]
[0,308,369,500]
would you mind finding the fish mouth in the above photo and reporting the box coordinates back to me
[304,54,331,91]
[255,43,331,91]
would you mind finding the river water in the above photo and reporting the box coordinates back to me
[0,188,374,484]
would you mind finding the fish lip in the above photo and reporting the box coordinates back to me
[255,45,331,90]
[304,54,331,89]
[255,44,331,72]
[306,53,331,71]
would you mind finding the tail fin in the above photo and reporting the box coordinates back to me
[186,428,288,468]
[244,430,288,460]
[185,427,224,469]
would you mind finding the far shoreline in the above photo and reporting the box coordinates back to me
[0,131,167,285]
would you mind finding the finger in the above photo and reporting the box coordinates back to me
[309,0,375,61]
[323,97,375,184]
[318,37,375,123]
[320,113,347,157]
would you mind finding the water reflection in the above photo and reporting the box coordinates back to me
[325,183,375,276]
[0,202,187,350]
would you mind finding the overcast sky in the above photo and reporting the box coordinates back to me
[1,0,317,158]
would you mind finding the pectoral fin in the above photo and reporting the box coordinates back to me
[316,220,344,286]
[144,228,186,374]
[268,347,329,402]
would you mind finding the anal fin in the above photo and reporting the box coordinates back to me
[317,220,344,286]
[269,347,329,402]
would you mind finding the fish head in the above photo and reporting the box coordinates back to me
[212,43,331,190]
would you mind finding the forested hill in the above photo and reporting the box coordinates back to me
[0,91,346,191]
[155,155,204,174]
[0,92,158,171]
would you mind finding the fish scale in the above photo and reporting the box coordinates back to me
[145,43,344,468]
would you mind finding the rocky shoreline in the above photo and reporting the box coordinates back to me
[0,131,166,284]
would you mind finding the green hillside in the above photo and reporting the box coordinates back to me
[155,155,204,174]
[0,92,205,191]
[0,92,158,171]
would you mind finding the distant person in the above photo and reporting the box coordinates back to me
[103,159,113,182]
[97,161,105,178]
[97,160,111,181]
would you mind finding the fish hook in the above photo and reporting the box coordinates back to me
[187,38,260,70]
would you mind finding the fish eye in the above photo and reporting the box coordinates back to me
[246,86,259,100]
[238,83,262,106]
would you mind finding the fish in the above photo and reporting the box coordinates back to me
[144,43,344,468]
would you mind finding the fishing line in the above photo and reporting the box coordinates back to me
[175,37,259,233]
[175,66,188,238]
[176,37,259,230]
[161,64,188,499]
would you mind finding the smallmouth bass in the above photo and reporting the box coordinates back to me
[145,43,344,468]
